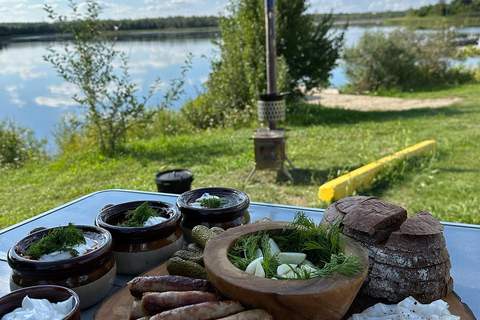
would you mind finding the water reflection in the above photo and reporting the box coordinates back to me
[0,32,217,151]
[1,26,480,150]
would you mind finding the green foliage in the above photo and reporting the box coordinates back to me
[342,28,474,93]
[182,0,344,129]
[408,0,480,17]
[0,16,218,38]
[0,118,46,167]
[276,5,345,91]
[43,1,188,156]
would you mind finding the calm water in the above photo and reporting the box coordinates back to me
[1,26,480,151]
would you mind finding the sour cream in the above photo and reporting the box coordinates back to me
[143,216,167,226]
[348,296,460,320]
[1,295,73,320]
[38,237,96,262]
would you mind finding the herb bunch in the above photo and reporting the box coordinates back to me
[118,202,163,227]
[228,212,364,279]
[229,231,280,278]
[27,222,86,259]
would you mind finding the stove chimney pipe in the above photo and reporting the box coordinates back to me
[265,0,277,96]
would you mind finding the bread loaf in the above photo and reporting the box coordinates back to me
[320,196,453,303]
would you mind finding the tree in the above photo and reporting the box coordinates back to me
[44,1,188,155]
[276,3,345,91]
[181,0,344,128]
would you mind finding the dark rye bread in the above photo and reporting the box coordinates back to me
[321,196,407,244]
[370,259,452,282]
[373,246,451,268]
[321,197,453,304]
[385,232,446,253]
[362,276,454,304]
[399,210,444,236]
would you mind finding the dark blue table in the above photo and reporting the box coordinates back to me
[0,189,479,319]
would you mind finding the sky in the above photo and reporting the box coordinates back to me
[0,0,445,24]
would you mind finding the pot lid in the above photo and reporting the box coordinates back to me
[155,169,193,182]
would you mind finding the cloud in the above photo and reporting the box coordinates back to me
[35,96,77,108]
[35,83,79,108]
[6,85,26,108]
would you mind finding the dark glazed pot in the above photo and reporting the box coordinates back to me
[95,200,183,275]
[7,225,116,309]
[154,169,194,194]
[177,187,250,242]
[0,285,81,320]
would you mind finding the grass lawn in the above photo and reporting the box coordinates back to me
[1,83,480,228]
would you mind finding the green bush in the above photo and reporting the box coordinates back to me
[342,28,475,93]
[0,118,47,167]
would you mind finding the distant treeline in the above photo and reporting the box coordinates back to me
[0,15,219,37]
[408,0,480,17]
[316,11,407,22]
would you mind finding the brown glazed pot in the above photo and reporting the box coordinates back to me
[0,285,81,319]
[176,187,250,242]
[95,200,183,275]
[7,225,116,309]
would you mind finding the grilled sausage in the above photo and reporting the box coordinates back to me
[149,300,244,320]
[130,299,151,319]
[128,275,213,297]
[142,291,221,314]
[216,309,274,319]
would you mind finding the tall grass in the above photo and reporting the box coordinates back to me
[1,83,480,228]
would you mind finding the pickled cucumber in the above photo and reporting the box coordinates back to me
[210,226,225,235]
[173,249,204,265]
[166,256,208,280]
[186,243,204,254]
[191,225,216,248]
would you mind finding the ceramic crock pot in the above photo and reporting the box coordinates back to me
[0,285,81,320]
[7,225,116,309]
[176,187,250,242]
[95,200,183,275]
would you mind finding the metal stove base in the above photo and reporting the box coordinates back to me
[245,155,295,182]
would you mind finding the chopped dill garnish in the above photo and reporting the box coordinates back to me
[200,197,221,208]
[228,212,365,280]
[27,222,86,259]
[118,202,160,227]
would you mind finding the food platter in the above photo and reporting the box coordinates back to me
[94,263,476,320]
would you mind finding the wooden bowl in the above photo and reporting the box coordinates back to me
[204,222,369,320]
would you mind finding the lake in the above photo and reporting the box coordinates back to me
[1,26,480,152]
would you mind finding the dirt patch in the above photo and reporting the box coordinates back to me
[304,89,462,111]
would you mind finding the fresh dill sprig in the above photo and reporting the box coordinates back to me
[200,197,221,208]
[118,202,160,227]
[27,222,86,259]
[309,253,364,278]
[228,232,261,270]
[273,212,346,268]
